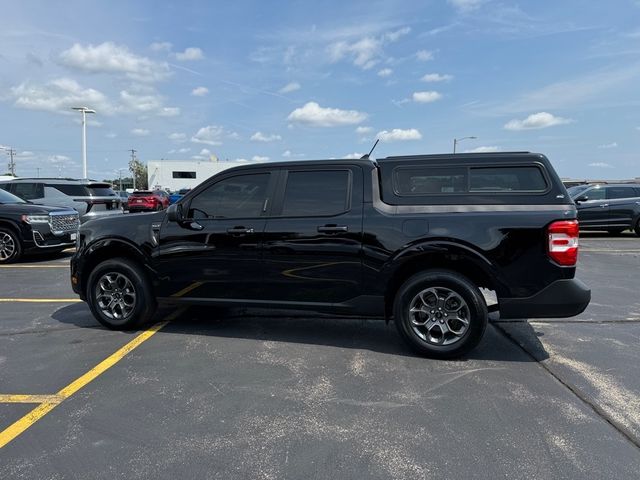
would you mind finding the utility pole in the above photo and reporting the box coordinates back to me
[6,148,16,176]
[36,167,41,178]
[129,149,137,190]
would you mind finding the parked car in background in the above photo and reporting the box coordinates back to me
[568,184,640,236]
[0,188,79,264]
[169,188,191,205]
[128,190,170,212]
[117,191,130,211]
[0,178,122,223]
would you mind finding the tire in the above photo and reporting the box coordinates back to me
[0,227,22,264]
[607,228,624,235]
[393,270,488,359]
[635,219,640,237]
[86,258,157,330]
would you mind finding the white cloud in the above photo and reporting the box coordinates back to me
[328,26,411,70]
[105,132,117,139]
[356,126,373,135]
[377,68,393,77]
[175,47,204,61]
[282,150,292,158]
[448,0,484,13]
[412,91,442,103]
[119,89,162,112]
[199,148,211,155]
[168,132,187,143]
[10,78,113,114]
[421,73,453,82]
[416,50,435,61]
[191,125,225,145]
[504,112,573,130]
[250,131,282,142]
[465,146,500,153]
[344,152,365,159]
[287,101,367,127]
[178,147,191,153]
[150,41,172,52]
[377,128,422,142]
[588,162,613,168]
[157,107,180,117]
[191,86,209,96]
[59,42,170,82]
[279,82,301,94]
[598,142,618,149]
[48,154,72,164]
[251,155,270,162]
[131,128,150,136]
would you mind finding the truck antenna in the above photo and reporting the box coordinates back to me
[360,139,379,160]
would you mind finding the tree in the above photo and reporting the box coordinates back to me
[129,157,148,190]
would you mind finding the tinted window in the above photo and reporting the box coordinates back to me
[0,189,26,204]
[88,187,116,196]
[0,183,9,191]
[607,187,635,200]
[173,171,196,179]
[281,170,350,217]
[189,173,269,219]
[585,187,605,200]
[50,184,89,196]
[567,185,590,198]
[395,167,466,195]
[470,167,547,192]
[13,183,43,200]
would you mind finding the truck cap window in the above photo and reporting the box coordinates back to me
[394,165,547,195]
[281,170,350,217]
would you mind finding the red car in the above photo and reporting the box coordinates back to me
[127,190,170,212]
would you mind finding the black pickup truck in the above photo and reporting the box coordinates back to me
[71,152,590,358]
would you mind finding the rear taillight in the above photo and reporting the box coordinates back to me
[547,220,579,266]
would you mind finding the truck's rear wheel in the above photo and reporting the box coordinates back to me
[86,258,157,330]
[394,270,487,358]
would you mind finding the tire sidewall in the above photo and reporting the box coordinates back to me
[394,270,487,358]
[0,227,22,264]
[86,258,156,329]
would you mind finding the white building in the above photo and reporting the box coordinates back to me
[147,158,258,191]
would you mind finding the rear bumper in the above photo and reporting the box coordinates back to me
[499,278,591,319]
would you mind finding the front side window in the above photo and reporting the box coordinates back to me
[585,187,605,201]
[188,173,270,219]
[281,170,350,217]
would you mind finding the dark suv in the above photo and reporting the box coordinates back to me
[0,188,79,263]
[71,152,590,358]
[568,183,640,235]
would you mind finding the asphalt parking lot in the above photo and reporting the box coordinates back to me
[1,233,640,479]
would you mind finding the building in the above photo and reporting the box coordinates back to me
[147,158,259,191]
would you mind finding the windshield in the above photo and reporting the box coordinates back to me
[566,185,590,198]
[0,188,27,204]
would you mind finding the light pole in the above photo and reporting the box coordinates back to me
[72,107,96,178]
[453,136,477,154]
[116,168,127,191]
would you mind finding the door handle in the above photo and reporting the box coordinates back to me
[317,225,348,233]
[600,204,609,208]
[227,227,254,234]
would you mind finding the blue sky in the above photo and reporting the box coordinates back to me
[1,0,639,180]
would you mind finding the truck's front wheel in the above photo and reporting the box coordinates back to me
[87,258,157,330]
[394,270,487,359]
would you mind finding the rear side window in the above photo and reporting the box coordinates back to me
[50,184,89,196]
[394,165,548,195]
[88,187,116,196]
[13,182,44,200]
[281,170,350,217]
[607,187,635,200]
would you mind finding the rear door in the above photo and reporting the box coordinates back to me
[260,166,364,306]
[607,186,640,228]
[576,186,608,227]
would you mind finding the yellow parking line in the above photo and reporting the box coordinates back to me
[171,281,203,297]
[0,394,64,404]
[0,319,170,449]
[0,299,82,303]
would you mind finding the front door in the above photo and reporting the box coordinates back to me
[577,186,608,228]
[154,171,275,300]
[260,166,364,307]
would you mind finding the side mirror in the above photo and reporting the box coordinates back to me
[575,195,588,203]
[166,203,183,222]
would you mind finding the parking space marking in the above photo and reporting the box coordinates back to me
[0,299,82,303]
[171,281,204,297]
[0,317,174,449]
[581,249,640,253]
[0,395,64,404]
